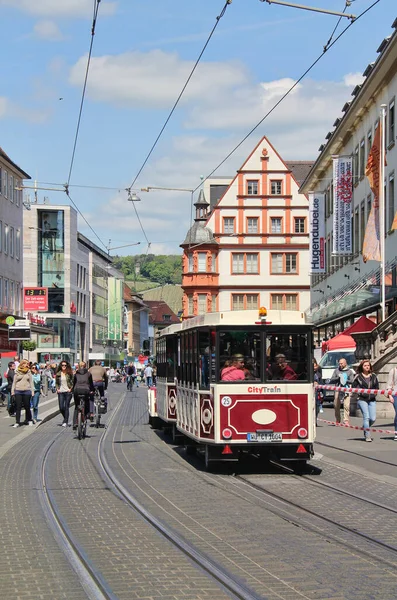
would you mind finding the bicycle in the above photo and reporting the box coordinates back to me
[76,393,88,440]
[93,388,102,428]
[126,375,133,391]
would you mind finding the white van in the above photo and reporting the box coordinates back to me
[318,349,356,402]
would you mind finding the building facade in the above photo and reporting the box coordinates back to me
[181,136,313,317]
[301,18,397,339]
[0,147,30,354]
[23,204,124,365]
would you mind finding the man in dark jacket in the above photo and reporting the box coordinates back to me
[72,361,94,429]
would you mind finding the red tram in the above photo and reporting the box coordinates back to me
[152,309,315,470]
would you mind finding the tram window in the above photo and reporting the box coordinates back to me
[219,331,261,382]
[198,330,210,389]
[166,337,177,382]
[266,333,308,381]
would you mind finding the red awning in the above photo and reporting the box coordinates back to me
[326,333,356,351]
[343,315,376,334]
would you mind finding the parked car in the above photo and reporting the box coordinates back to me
[318,349,356,404]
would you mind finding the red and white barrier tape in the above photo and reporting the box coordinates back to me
[317,418,395,434]
[317,384,397,396]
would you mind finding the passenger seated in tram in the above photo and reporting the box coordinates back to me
[221,355,246,381]
[271,354,297,381]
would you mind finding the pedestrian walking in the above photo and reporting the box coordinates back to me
[11,359,34,428]
[31,365,42,422]
[144,364,153,387]
[55,361,74,427]
[329,357,355,424]
[6,361,16,415]
[387,365,397,441]
[352,360,379,442]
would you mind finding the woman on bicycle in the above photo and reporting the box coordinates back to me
[72,361,94,430]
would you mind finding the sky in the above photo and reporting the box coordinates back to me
[0,0,395,255]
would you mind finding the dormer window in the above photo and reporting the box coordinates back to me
[163,314,171,321]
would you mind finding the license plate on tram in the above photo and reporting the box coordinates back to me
[247,432,282,442]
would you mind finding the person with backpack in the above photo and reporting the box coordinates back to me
[387,365,397,441]
[72,361,94,430]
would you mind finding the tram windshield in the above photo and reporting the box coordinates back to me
[219,331,261,381]
[266,333,308,381]
[218,329,309,383]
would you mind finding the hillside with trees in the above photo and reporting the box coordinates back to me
[112,254,182,286]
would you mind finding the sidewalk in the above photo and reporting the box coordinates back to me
[315,405,397,481]
[0,391,61,459]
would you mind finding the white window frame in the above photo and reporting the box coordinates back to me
[270,180,282,195]
[4,224,8,254]
[247,217,258,233]
[286,253,297,273]
[246,253,258,274]
[247,180,259,195]
[294,217,305,233]
[232,253,244,274]
[197,252,207,272]
[9,226,14,257]
[271,253,283,273]
[223,217,235,234]
[270,217,282,234]
[232,294,244,311]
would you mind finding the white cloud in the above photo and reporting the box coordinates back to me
[343,72,365,87]
[0,0,117,18]
[33,20,65,41]
[68,50,249,108]
[0,96,49,123]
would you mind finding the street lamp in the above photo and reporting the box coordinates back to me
[127,191,141,202]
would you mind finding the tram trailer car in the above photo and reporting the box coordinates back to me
[156,309,315,470]
[152,323,181,437]
[147,386,160,428]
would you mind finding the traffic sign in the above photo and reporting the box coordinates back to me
[5,316,15,325]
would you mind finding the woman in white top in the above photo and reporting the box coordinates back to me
[55,361,74,427]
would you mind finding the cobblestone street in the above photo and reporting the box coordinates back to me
[1,385,397,599]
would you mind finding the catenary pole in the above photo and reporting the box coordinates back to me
[380,104,387,322]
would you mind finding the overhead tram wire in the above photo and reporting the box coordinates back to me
[62,0,108,251]
[192,0,382,194]
[323,0,357,52]
[126,0,232,193]
[67,0,101,187]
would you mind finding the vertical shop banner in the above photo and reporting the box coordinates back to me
[363,123,382,262]
[309,192,325,273]
[108,278,123,340]
[332,156,353,254]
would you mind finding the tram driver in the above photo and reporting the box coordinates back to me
[271,354,297,381]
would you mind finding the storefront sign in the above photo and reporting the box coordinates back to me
[23,287,48,311]
[309,192,325,273]
[332,156,353,254]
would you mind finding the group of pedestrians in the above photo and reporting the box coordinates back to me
[315,357,397,442]
[2,358,109,430]
[125,363,155,389]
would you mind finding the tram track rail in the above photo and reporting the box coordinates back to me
[98,395,263,600]
[39,432,117,600]
[230,472,397,571]
[39,390,262,600]
[316,440,397,469]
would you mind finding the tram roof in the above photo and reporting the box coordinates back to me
[159,310,308,336]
